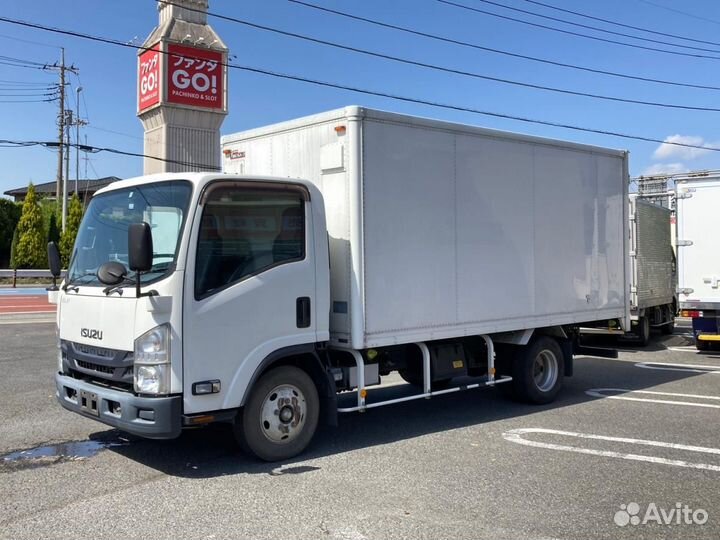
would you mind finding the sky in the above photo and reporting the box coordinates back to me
[2,0,720,197]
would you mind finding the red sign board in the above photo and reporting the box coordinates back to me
[167,43,224,110]
[138,45,160,112]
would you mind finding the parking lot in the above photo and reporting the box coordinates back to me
[1,316,718,539]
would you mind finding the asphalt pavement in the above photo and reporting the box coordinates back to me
[1,318,718,539]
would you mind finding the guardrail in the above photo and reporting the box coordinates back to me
[0,269,66,287]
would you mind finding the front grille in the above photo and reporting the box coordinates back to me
[62,340,134,388]
[75,343,115,358]
[76,359,115,375]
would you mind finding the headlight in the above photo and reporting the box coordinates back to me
[134,364,170,395]
[134,324,171,394]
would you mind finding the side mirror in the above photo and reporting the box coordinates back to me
[97,261,128,286]
[128,222,153,272]
[47,241,61,291]
[48,241,61,277]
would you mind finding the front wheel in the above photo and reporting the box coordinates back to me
[509,337,564,404]
[234,365,319,462]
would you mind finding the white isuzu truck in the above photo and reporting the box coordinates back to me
[51,107,629,461]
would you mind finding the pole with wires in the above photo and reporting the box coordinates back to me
[75,86,84,194]
[63,109,72,231]
[55,48,64,215]
[44,48,77,218]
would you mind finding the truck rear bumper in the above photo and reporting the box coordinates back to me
[55,373,182,439]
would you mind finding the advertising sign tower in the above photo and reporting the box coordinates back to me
[137,0,228,173]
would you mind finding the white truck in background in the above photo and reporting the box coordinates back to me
[675,174,720,350]
[626,196,677,344]
[51,107,629,461]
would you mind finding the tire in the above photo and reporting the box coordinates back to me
[696,338,710,352]
[660,317,675,335]
[234,365,319,462]
[660,306,675,335]
[509,337,564,404]
[636,316,650,346]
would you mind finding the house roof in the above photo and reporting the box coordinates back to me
[3,177,121,198]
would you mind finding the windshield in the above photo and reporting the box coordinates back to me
[66,180,193,287]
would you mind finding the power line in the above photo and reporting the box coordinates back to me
[150,1,720,112]
[437,0,720,60]
[0,98,56,103]
[0,139,222,171]
[635,0,720,28]
[521,0,720,47]
[0,79,54,85]
[0,54,47,67]
[0,32,61,49]
[288,0,720,92]
[0,92,58,97]
[0,59,48,70]
[2,13,720,154]
[473,0,720,53]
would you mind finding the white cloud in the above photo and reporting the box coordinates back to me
[653,134,720,161]
[641,162,686,176]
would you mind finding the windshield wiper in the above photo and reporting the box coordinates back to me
[103,278,135,296]
[62,272,95,292]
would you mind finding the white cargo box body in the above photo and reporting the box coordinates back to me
[676,177,720,309]
[629,197,675,311]
[222,107,629,349]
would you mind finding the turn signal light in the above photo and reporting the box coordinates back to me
[681,310,702,318]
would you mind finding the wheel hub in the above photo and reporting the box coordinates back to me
[260,384,307,444]
[533,350,558,393]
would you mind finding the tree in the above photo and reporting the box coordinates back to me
[0,198,21,267]
[9,226,19,269]
[60,193,83,268]
[48,212,60,245]
[39,197,60,244]
[14,183,47,269]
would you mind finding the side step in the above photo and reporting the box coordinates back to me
[337,375,512,413]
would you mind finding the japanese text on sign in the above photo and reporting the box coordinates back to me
[138,45,160,112]
[167,43,224,110]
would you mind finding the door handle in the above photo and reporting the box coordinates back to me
[296,297,311,328]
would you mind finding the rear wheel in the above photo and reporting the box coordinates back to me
[234,365,319,462]
[636,316,650,346]
[509,337,564,404]
[660,306,675,335]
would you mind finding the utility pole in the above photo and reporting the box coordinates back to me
[75,86,87,194]
[63,110,72,231]
[45,48,78,215]
[55,48,65,214]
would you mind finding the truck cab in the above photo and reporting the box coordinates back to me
[54,173,331,456]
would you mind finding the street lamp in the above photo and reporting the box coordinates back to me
[75,86,83,196]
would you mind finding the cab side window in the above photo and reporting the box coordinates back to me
[195,185,306,298]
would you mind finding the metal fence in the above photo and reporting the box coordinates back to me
[0,269,65,287]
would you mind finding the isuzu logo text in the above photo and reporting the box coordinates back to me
[80,328,103,341]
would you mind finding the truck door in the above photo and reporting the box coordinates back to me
[183,181,317,414]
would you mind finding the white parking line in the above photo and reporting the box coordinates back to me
[503,428,720,472]
[635,361,720,374]
[586,388,720,409]
[667,346,703,352]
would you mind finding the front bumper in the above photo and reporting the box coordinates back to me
[55,373,182,439]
